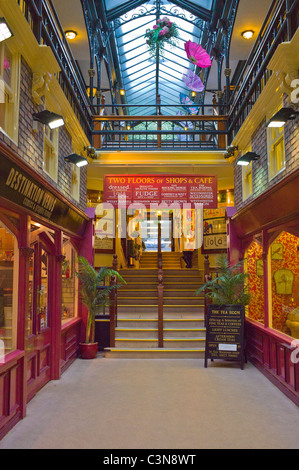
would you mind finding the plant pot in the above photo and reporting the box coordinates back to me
[79,342,98,359]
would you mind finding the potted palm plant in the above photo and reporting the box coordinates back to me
[196,254,250,306]
[77,256,126,359]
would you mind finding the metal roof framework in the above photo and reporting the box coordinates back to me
[108,0,214,115]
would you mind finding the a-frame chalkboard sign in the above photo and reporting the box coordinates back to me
[204,304,246,369]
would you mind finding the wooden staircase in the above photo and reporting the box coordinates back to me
[139,251,182,269]
[104,265,205,359]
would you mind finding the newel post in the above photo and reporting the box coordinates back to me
[112,253,118,271]
[203,255,212,327]
[109,275,116,348]
[157,273,164,348]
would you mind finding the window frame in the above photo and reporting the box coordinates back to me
[0,41,20,144]
[43,125,59,182]
[242,142,253,201]
[70,163,80,202]
[267,106,286,181]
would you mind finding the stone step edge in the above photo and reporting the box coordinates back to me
[116,328,206,332]
[117,318,205,321]
[104,348,205,352]
[118,305,204,308]
[115,338,205,342]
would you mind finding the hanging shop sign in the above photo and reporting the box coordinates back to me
[103,174,217,209]
[204,304,246,369]
[0,153,87,235]
[202,207,227,253]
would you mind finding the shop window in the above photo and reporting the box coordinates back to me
[43,126,58,181]
[245,241,265,324]
[27,224,55,336]
[71,164,80,202]
[61,240,78,325]
[270,231,299,338]
[40,248,49,329]
[0,222,18,355]
[267,108,285,180]
[0,42,20,143]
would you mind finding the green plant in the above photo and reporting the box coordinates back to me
[196,255,250,306]
[77,256,126,344]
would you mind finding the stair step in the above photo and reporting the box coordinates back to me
[116,328,158,338]
[115,339,159,348]
[164,328,206,338]
[104,348,205,359]
[118,319,158,328]
[164,338,205,348]
[117,299,158,305]
[164,319,205,328]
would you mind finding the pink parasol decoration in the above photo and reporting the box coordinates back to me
[184,40,212,68]
[182,69,205,92]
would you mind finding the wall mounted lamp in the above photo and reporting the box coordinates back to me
[33,110,65,129]
[266,107,299,128]
[0,18,13,42]
[237,152,260,166]
[64,153,88,167]
[119,89,125,96]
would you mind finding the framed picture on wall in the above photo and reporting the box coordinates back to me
[256,259,263,277]
[273,269,294,295]
[94,209,115,254]
[271,243,283,260]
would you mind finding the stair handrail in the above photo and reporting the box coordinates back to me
[157,213,163,347]
[109,254,118,348]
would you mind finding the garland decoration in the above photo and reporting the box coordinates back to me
[145,17,179,58]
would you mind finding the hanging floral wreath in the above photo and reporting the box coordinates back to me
[145,17,179,58]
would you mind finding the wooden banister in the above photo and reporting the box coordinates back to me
[109,254,118,348]
[157,213,163,348]
[158,273,164,348]
[109,275,117,348]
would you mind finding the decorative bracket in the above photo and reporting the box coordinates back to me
[32,72,51,105]
[20,247,34,258]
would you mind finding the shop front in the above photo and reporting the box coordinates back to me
[227,168,299,405]
[0,142,93,438]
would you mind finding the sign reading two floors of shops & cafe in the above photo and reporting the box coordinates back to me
[103,175,217,209]
[0,153,87,235]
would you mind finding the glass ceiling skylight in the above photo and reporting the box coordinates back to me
[112,0,211,116]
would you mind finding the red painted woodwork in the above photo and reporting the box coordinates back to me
[226,167,299,406]
[0,351,24,440]
[0,140,93,438]
[60,318,81,373]
[246,319,299,406]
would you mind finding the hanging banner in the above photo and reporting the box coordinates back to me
[103,175,217,209]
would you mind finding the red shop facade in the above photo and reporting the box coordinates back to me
[0,141,94,438]
[227,168,299,406]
